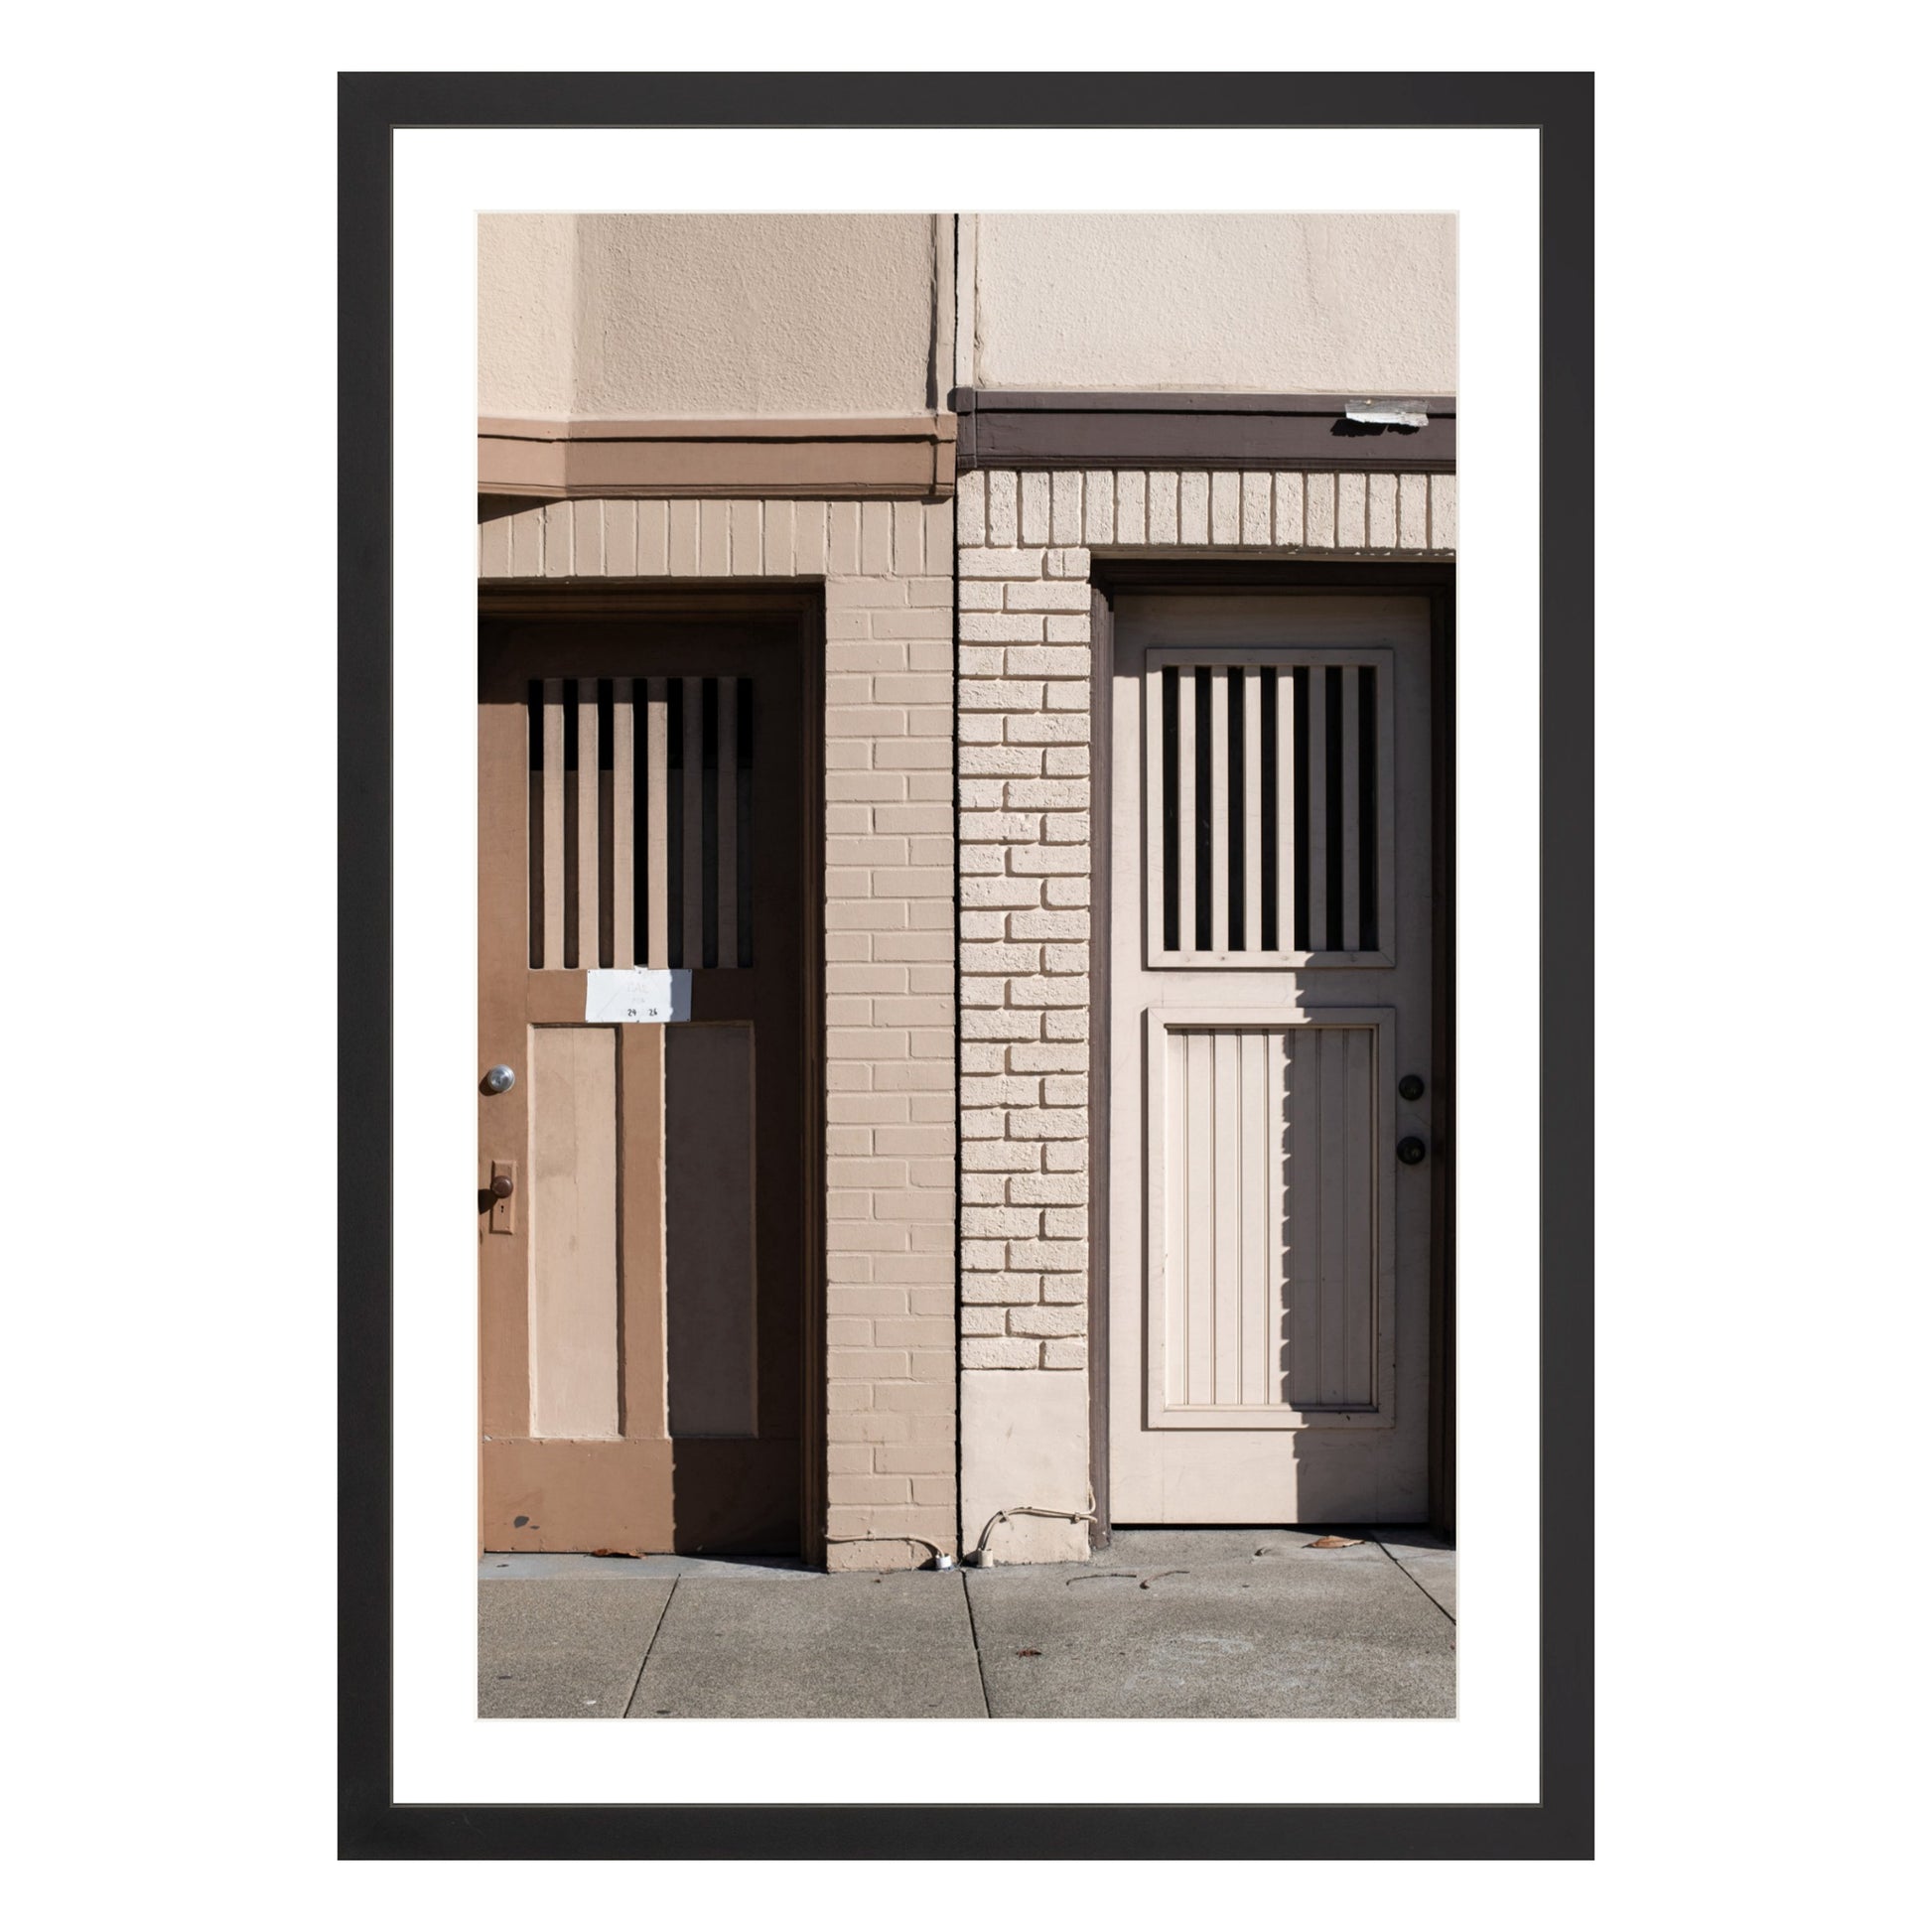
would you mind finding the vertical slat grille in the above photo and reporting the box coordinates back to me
[526,676,753,969]
[1146,654,1391,964]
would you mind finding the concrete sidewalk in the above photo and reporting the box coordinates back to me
[480,1528,1454,1720]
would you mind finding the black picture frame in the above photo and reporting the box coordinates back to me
[340,70,1592,1860]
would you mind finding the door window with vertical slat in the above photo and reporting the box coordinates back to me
[1144,649,1394,967]
[525,675,754,969]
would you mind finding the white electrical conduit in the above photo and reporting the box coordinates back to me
[824,1534,953,1569]
[965,1486,1098,1566]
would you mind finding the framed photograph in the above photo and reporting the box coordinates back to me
[341,70,1591,1859]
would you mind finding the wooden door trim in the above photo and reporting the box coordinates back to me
[476,582,827,1562]
[1088,584,1115,1549]
[1086,558,1455,1540]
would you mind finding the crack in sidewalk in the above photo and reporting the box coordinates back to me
[620,1574,680,1718]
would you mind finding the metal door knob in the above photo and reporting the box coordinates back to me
[489,1173,515,1199]
[1397,1136,1428,1167]
[1398,1073,1426,1102]
[481,1065,516,1095]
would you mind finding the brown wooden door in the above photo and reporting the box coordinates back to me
[479,609,814,1554]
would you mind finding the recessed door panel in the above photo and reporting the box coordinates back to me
[1146,1012,1391,1429]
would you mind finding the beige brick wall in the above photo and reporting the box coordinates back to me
[953,465,1453,1562]
[481,494,958,1572]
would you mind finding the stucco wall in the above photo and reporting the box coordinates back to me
[480,213,942,419]
[965,213,1455,394]
[478,212,578,418]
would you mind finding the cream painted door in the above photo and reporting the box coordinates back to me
[1108,594,1434,1523]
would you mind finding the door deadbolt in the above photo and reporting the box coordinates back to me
[1398,1073,1426,1103]
[1397,1136,1428,1167]
[481,1064,515,1096]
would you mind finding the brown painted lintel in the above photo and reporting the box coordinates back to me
[479,413,957,499]
[953,388,1455,474]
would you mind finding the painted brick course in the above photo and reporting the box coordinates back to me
[482,493,956,1573]
[952,465,1451,1367]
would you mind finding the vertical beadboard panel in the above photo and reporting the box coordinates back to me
[1211,1030,1242,1402]
[1285,1028,1322,1408]
[1183,1030,1214,1406]
[1160,1021,1383,1415]
[1342,1027,1375,1404]
[1315,1030,1359,1405]
[1165,1027,1189,1405]
[1239,1030,1271,1406]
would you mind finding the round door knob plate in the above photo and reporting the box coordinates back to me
[481,1065,516,1096]
[1397,1136,1428,1167]
[1398,1073,1426,1103]
[489,1173,515,1199]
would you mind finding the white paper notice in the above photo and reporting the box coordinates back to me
[584,967,691,1024]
